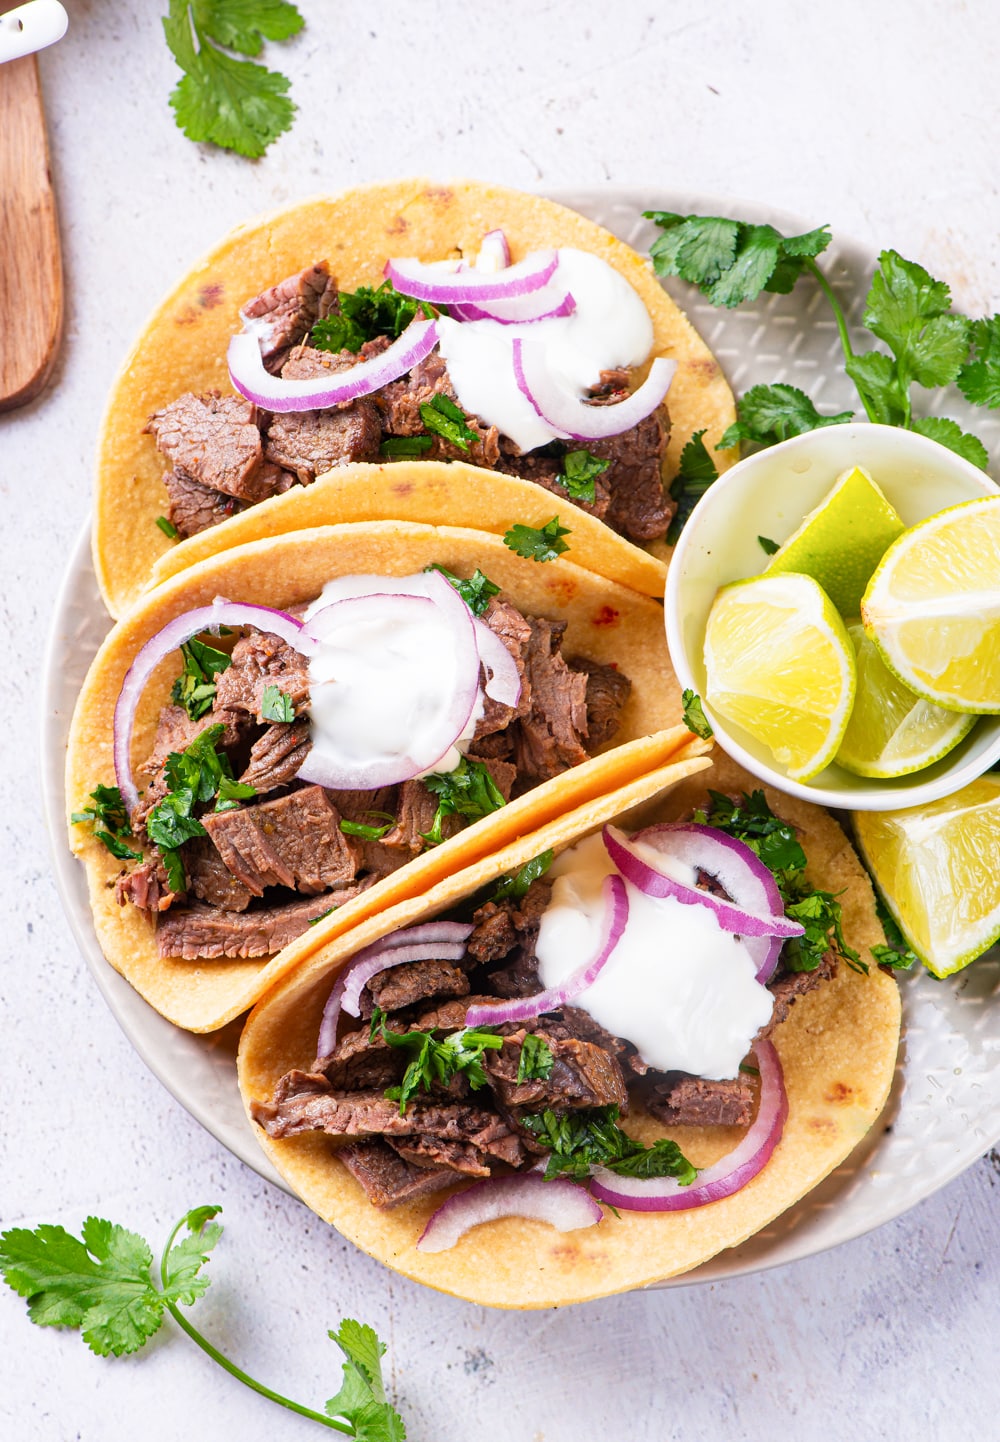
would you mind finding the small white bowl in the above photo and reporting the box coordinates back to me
[665,423,1000,811]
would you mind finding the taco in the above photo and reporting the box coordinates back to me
[93,179,736,618]
[67,517,705,1033]
[237,751,900,1308]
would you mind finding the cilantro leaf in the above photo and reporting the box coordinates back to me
[215,775,258,811]
[163,0,302,160]
[681,689,713,740]
[522,1106,696,1185]
[156,515,180,540]
[517,1034,554,1083]
[782,886,865,975]
[558,449,610,504]
[260,684,294,723]
[327,1319,406,1441]
[313,281,432,356]
[425,563,501,616]
[421,757,506,846]
[758,535,780,555]
[911,416,989,470]
[72,784,141,861]
[340,812,396,841]
[380,435,434,457]
[161,1207,223,1308]
[146,724,255,856]
[719,384,854,450]
[490,849,554,903]
[871,896,920,971]
[864,250,971,390]
[666,429,720,543]
[957,315,1000,408]
[171,636,232,721]
[503,515,571,563]
[646,211,831,306]
[419,393,478,452]
[375,1009,502,1113]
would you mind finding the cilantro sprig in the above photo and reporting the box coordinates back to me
[372,1007,503,1113]
[523,1106,697,1185]
[425,563,501,616]
[490,849,555,903]
[72,784,141,862]
[163,1,304,159]
[0,1207,406,1437]
[312,280,434,355]
[516,1034,554,1084]
[419,393,479,452]
[171,636,232,721]
[144,724,256,889]
[557,449,610,504]
[421,757,506,846]
[503,515,571,563]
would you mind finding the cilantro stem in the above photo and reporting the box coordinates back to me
[158,1215,350,1434]
[804,257,880,425]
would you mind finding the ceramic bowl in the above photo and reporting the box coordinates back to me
[664,422,1000,811]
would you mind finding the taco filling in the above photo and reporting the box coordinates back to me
[85,568,633,962]
[251,790,854,1225]
[147,240,676,548]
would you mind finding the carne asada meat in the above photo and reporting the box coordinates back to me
[645,1074,754,1128]
[336,1139,459,1209]
[201,786,359,897]
[588,408,673,543]
[163,468,246,539]
[567,656,631,749]
[362,958,471,1016]
[264,345,383,481]
[241,262,339,374]
[185,838,254,912]
[760,952,838,1038]
[146,393,277,504]
[115,854,175,913]
[238,717,313,792]
[378,351,501,467]
[213,628,310,718]
[509,617,590,783]
[157,890,356,960]
[485,1032,628,1112]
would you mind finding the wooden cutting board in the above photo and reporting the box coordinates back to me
[0,52,62,411]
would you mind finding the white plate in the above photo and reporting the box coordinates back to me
[43,190,1000,1290]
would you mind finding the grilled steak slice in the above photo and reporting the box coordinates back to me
[510,617,589,782]
[213,629,310,719]
[336,1139,458,1209]
[388,1135,491,1178]
[381,779,456,854]
[238,718,312,792]
[185,838,253,912]
[378,350,501,467]
[363,959,471,1016]
[567,656,631,749]
[323,785,408,881]
[318,1026,403,1091]
[157,890,353,959]
[645,1074,754,1127]
[265,400,382,483]
[252,1078,518,1149]
[163,467,247,538]
[241,262,339,374]
[485,1032,629,1112]
[201,786,359,896]
[146,393,276,503]
[115,854,175,913]
[144,704,246,774]
[588,408,672,543]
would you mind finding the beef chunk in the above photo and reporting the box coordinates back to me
[157,890,352,959]
[473,597,533,740]
[185,838,253,912]
[115,855,175,913]
[240,262,339,374]
[363,959,470,1016]
[378,350,501,467]
[381,779,456,855]
[201,786,359,897]
[318,1024,403,1091]
[560,1007,630,1058]
[467,879,552,967]
[388,1135,491,1178]
[213,629,310,719]
[566,656,631,749]
[336,1139,458,1209]
[510,617,589,783]
[760,952,837,1038]
[163,468,246,538]
[144,704,247,775]
[146,393,276,503]
[645,1074,754,1127]
[264,399,382,484]
[496,450,613,522]
[484,1033,628,1112]
[588,409,672,543]
[252,1078,518,1150]
[323,785,409,882]
[238,718,312,792]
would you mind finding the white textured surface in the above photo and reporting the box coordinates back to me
[3,2,1000,1438]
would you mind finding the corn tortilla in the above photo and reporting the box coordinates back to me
[94,178,736,618]
[237,750,900,1308]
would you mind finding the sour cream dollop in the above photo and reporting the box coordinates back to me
[535,833,775,1079]
[436,248,655,452]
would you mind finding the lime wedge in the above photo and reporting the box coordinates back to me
[835,621,977,777]
[854,775,1000,976]
[765,465,904,616]
[861,495,1000,713]
[704,572,856,781]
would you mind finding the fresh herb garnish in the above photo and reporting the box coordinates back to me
[419,393,479,452]
[308,907,336,927]
[646,212,833,307]
[871,896,920,971]
[503,515,571,563]
[781,883,865,975]
[380,435,435,457]
[71,784,142,862]
[522,1106,697,1185]
[260,684,294,723]
[421,757,506,846]
[372,1008,503,1114]
[666,429,720,544]
[557,449,610,504]
[162,0,304,160]
[425,563,501,616]
[312,280,433,355]
[719,384,855,451]
[339,812,396,841]
[0,1206,406,1436]
[171,636,232,721]
[490,849,555,903]
[146,725,256,872]
[516,1034,554,1083]
[681,688,713,740]
[758,534,780,555]
[156,515,180,540]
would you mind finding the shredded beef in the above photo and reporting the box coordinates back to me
[336,1139,459,1209]
[157,890,354,960]
[378,350,501,467]
[213,629,310,719]
[645,1074,755,1128]
[241,262,339,374]
[509,618,589,783]
[201,786,359,896]
[566,656,631,749]
[238,718,312,792]
[146,393,277,504]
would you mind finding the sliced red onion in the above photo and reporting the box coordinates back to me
[316,921,474,1058]
[385,249,558,304]
[602,826,803,946]
[416,1174,602,1253]
[464,874,628,1028]
[341,942,469,1019]
[512,336,676,442]
[113,600,311,816]
[472,617,522,707]
[450,291,577,325]
[630,823,794,984]
[590,1040,787,1211]
[227,318,438,413]
[475,229,511,272]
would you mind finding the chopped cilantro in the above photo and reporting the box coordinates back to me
[666,429,720,543]
[419,393,478,452]
[758,534,780,555]
[523,1106,697,1185]
[957,315,1000,409]
[71,784,141,862]
[312,279,433,355]
[215,775,258,812]
[503,515,571,563]
[156,515,180,540]
[260,684,294,723]
[146,725,255,874]
[171,636,232,721]
[160,847,188,896]
[871,896,920,971]
[162,0,303,160]
[516,1034,554,1084]
[425,563,501,616]
[380,435,434,457]
[490,849,554,903]
[421,757,506,846]
[373,1008,503,1114]
[681,689,713,740]
[557,449,610,504]
[339,812,396,841]
[307,907,336,927]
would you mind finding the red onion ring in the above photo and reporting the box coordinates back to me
[416,1174,602,1253]
[450,292,577,325]
[628,822,795,984]
[113,600,311,816]
[512,336,676,442]
[602,826,803,946]
[464,874,628,1028]
[316,921,473,1058]
[227,318,438,413]
[475,229,511,271]
[385,249,558,304]
[590,1040,787,1211]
